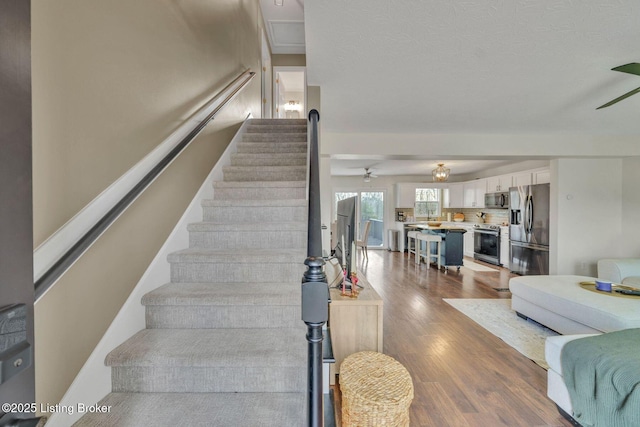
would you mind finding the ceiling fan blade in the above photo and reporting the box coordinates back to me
[596,86,640,110]
[612,63,640,76]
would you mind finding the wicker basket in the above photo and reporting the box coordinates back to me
[340,351,414,426]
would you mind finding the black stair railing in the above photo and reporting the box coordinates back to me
[301,109,329,427]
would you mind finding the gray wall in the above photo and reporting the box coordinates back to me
[0,0,35,418]
[32,0,265,407]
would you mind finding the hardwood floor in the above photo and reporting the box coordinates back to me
[331,250,572,427]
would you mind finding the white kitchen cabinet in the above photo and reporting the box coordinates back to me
[395,183,416,208]
[512,171,532,187]
[475,179,486,208]
[463,227,474,258]
[445,183,464,208]
[533,169,551,184]
[500,228,510,267]
[463,183,475,208]
[486,174,512,192]
[463,179,486,208]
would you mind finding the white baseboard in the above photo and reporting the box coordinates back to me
[45,115,252,427]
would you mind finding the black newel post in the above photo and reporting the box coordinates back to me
[307,110,322,258]
[302,109,328,426]
[302,257,328,427]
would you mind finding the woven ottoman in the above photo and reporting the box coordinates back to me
[340,351,414,426]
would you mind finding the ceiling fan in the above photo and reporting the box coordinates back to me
[363,168,378,182]
[597,63,640,109]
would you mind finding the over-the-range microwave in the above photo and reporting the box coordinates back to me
[484,191,509,208]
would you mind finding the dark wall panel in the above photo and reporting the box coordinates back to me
[0,0,35,419]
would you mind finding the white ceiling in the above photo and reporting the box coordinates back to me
[305,0,640,135]
[331,158,515,177]
[260,0,640,178]
[260,0,305,54]
[278,71,305,93]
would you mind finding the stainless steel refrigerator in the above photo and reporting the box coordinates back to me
[509,183,550,275]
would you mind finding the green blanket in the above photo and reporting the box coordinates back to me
[561,328,640,427]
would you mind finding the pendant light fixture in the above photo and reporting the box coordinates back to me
[432,163,450,182]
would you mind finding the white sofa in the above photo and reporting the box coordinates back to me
[538,259,640,421]
[545,334,598,418]
[597,258,640,287]
[509,275,640,335]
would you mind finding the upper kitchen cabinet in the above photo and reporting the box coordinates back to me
[444,183,464,208]
[512,171,533,187]
[463,179,486,208]
[533,168,551,184]
[486,174,512,192]
[395,183,416,208]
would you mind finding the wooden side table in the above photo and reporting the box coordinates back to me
[328,272,383,385]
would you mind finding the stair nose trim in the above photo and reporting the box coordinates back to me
[141,282,300,306]
[212,180,306,188]
[187,222,307,232]
[73,393,307,427]
[202,199,307,207]
[105,328,307,367]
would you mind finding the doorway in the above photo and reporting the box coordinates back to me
[334,190,386,249]
[261,31,272,118]
[273,66,306,119]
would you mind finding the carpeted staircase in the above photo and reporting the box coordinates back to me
[74,119,313,426]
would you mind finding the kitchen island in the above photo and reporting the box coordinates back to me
[414,224,466,270]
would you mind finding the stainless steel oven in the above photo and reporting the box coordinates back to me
[473,225,501,266]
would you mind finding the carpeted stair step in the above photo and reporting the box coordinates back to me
[202,199,307,222]
[106,328,306,393]
[73,117,326,426]
[212,181,306,200]
[72,392,306,427]
[237,141,307,154]
[188,222,307,250]
[242,132,307,142]
[249,118,306,126]
[230,152,306,166]
[245,124,306,134]
[142,282,302,329]
[222,165,306,181]
[168,248,306,283]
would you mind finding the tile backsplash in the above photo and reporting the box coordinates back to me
[395,207,415,221]
[440,208,509,225]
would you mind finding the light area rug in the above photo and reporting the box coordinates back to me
[443,298,558,369]
[462,259,499,272]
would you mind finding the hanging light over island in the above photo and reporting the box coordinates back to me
[432,163,450,182]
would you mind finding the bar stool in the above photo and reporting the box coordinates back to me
[416,233,442,270]
[407,231,419,260]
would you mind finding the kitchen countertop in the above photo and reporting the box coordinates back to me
[397,221,508,229]
[414,224,467,231]
[398,221,477,227]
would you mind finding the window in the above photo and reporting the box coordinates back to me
[334,192,358,220]
[334,190,385,248]
[415,188,441,218]
[359,192,384,247]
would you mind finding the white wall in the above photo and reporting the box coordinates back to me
[621,157,640,257]
[32,0,264,407]
[551,159,623,276]
[320,132,640,158]
[456,160,550,181]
